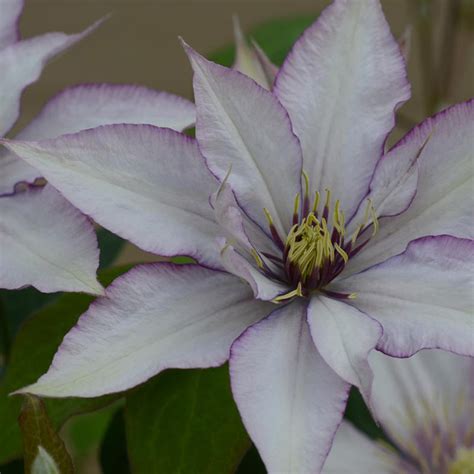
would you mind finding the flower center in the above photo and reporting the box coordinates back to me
[261,173,378,302]
[448,448,474,474]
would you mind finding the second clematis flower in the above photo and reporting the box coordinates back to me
[3,0,473,472]
[323,350,474,473]
[0,0,196,294]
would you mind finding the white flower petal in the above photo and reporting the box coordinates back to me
[16,263,272,397]
[230,300,350,474]
[322,421,398,473]
[211,182,279,257]
[0,0,23,48]
[334,236,474,357]
[183,42,302,235]
[369,349,474,442]
[274,0,410,218]
[0,20,100,136]
[348,100,474,274]
[0,83,196,194]
[0,185,102,294]
[307,295,382,403]
[232,16,276,90]
[219,242,288,301]
[2,125,222,267]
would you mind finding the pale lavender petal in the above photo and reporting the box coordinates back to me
[0,185,102,294]
[232,16,276,90]
[2,125,223,267]
[0,20,101,136]
[184,42,302,236]
[369,349,474,443]
[0,83,196,194]
[308,295,382,404]
[334,236,474,357]
[230,300,350,473]
[322,421,399,473]
[0,0,23,48]
[347,100,474,275]
[16,263,273,397]
[219,242,288,301]
[274,0,410,219]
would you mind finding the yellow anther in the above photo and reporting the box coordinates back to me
[348,293,357,299]
[293,193,300,217]
[263,207,274,227]
[273,282,303,302]
[334,243,349,263]
[302,170,310,199]
[324,188,331,209]
[369,200,379,237]
[312,191,320,214]
[251,249,264,269]
[448,448,474,474]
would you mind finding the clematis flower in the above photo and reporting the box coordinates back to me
[0,0,196,294]
[323,349,474,473]
[3,0,473,472]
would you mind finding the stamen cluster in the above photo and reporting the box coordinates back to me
[260,174,378,301]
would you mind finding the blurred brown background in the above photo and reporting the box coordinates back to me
[15,0,474,266]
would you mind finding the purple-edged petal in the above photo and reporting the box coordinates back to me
[348,100,474,274]
[211,183,279,257]
[183,42,302,235]
[16,263,273,397]
[0,185,102,294]
[274,0,410,219]
[307,295,382,404]
[334,236,474,357]
[322,421,398,473]
[2,125,223,267]
[0,0,23,48]
[230,300,350,474]
[0,20,100,136]
[369,349,474,441]
[232,16,276,90]
[0,83,196,194]
[220,242,288,301]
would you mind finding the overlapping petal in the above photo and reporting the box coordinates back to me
[16,263,273,397]
[232,16,277,90]
[0,20,101,136]
[334,236,474,357]
[0,0,23,48]
[219,243,288,301]
[0,83,196,194]
[274,0,410,219]
[347,100,474,274]
[307,295,382,403]
[2,125,223,267]
[183,42,302,235]
[322,421,398,473]
[369,349,474,441]
[0,185,102,294]
[230,301,349,474]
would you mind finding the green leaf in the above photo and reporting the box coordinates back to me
[344,388,386,440]
[18,395,73,474]
[210,15,316,68]
[97,227,126,269]
[125,366,250,474]
[236,444,266,474]
[100,409,131,474]
[0,265,132,465]
[0,228,125,366]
